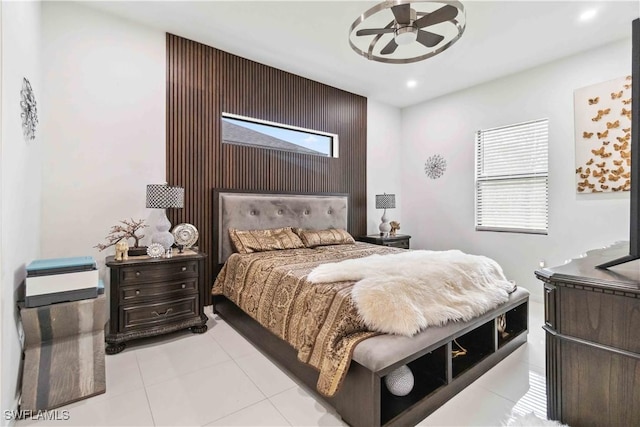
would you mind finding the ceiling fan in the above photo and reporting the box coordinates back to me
[355,3,459,55]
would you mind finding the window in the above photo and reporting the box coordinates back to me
[475,119,549,234]
[221,113,338,157]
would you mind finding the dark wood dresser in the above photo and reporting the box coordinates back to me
[534,243,640,427]
[105,250,208,354]
[358,234,411,249]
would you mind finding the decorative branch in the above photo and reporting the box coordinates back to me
[94,218,148,251]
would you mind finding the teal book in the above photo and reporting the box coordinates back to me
[27,256,96,277]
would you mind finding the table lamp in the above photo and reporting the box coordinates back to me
[376,193,395,237]
[146,184,184,250]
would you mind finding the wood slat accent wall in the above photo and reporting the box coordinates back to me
[166,34,367,291]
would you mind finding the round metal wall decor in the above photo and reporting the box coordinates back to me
[20,77,38,141]
[424,154,447,179]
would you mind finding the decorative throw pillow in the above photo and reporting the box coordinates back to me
[229,227,305,254]
[295,228,355,248]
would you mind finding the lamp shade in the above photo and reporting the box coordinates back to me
[146,184,184,209]
[376,194,396,209]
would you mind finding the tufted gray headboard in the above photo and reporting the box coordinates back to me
[215,191,349,264]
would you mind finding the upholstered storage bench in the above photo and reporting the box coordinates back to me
[214,287,529,427]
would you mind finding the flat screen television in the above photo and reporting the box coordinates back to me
[597,18,640,269]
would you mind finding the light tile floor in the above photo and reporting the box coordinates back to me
[17,301,546,427]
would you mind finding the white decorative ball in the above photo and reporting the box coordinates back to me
[384,365,414,396]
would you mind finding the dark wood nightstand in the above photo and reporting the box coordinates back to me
[105,250,208,354]
[358,234,411,249]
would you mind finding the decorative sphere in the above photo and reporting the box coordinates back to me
[384,365,414,396]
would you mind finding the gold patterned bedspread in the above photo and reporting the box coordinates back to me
[212,242,401,397]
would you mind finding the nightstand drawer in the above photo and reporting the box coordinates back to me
[384,240,410,249]
[120,278,198,303]
[358,234,411,249]
[119,261,198,284]
[120,295,198,331]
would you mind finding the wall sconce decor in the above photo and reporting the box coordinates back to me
[20,77,38,141]
[425,154,447,179]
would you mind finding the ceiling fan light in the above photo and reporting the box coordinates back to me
[395,27,417,45]
[349,0,466,64]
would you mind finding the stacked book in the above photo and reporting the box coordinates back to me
[25,256,103,308]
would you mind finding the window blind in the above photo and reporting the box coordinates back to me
[475,119,549,234]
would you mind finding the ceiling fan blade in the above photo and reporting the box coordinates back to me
[416,30,445,48]
[415,5,458,28]
[391,4,411,25]
[380,38,399,55]
[356,28,396,36]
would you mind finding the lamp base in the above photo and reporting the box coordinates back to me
[379,209,391,237]
[152,209,175,250]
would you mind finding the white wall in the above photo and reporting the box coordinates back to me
[401,39,632,302]
[40,2,400,270]
[1,0,42,418]
[40,2,165,275]
[367,100,403,235]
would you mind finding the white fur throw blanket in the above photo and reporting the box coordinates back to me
[307,250,515,336]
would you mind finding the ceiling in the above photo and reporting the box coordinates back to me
[84,1,639,108]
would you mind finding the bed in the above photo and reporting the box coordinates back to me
[212,190,529,427]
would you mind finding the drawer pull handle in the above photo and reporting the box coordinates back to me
[135,271,141,277]
[181,284,186,289]
[181,266,187,272]
[135,290,140,295]
[151,308,173,317]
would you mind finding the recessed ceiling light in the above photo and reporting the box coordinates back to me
[407,80,417,88]
[579,9,597,22]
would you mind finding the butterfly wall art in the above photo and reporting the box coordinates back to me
[574,75,632,193]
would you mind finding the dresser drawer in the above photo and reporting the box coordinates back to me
[120,278,198,303]
[119,261,198,284]
[384,240,410,249]
[120,296,198,331]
